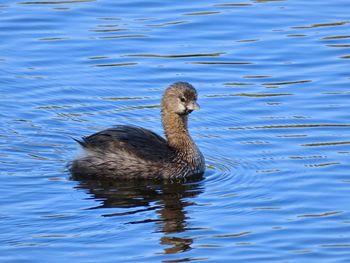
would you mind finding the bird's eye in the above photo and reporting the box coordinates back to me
[180,97,186,102]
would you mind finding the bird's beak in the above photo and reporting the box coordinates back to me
[187,101,200,111]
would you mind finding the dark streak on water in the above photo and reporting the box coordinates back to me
[1,0,350,262]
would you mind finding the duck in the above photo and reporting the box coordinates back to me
[70,82,205,179]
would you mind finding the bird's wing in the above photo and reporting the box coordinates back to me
[76,125,173,162]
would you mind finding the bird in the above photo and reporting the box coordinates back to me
[70,82,205,179]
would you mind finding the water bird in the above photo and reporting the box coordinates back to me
[70,82,205,179]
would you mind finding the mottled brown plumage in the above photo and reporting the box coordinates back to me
[70,82,205,179]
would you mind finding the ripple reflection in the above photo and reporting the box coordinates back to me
[74,177,204,254]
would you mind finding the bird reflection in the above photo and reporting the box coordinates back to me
[74,176,204,254]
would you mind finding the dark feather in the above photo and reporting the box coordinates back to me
[72,137,87,148]
[75,125,174,162]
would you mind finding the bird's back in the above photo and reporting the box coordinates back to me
[71,125,175,179]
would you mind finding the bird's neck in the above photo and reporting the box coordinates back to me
[162,110,194,151]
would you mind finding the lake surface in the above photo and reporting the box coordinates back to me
[1,0,350,262]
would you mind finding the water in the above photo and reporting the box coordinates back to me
[1,0,350,262]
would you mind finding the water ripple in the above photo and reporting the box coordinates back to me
[126,53,225,58]
[19,0,95,4]
[190,61,253,65]
[292,21,349,29]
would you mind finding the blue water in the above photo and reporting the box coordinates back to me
[1,0,350,262]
